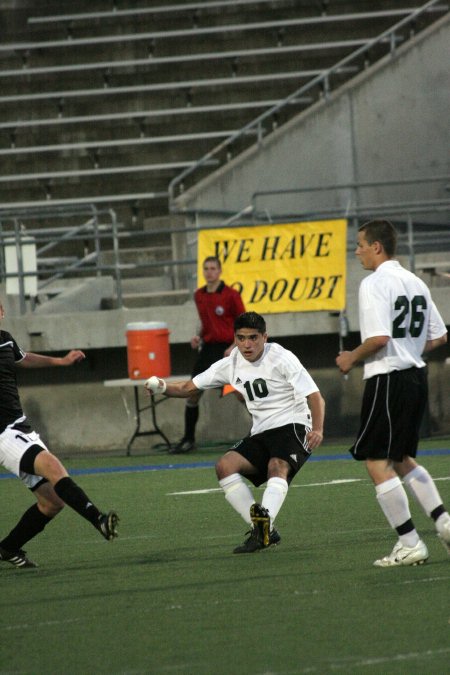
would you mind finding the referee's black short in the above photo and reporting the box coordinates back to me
[191,342,228,378]
[230,422,311,487]
[350,366,428,462]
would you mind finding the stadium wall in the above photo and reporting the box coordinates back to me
[174,14,450,221]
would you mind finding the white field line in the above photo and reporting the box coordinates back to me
[330,646,450,670]
[376,575,450,587]
[279,647,450,673]
[167,478,364,496]
[168,475,449,496]
[4,617,81,631]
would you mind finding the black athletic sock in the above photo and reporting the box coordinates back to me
[184,405,199,441]
[54,477,101,526]
[396,518,415,536]
[0,504,52,551]
[430,504,446,521]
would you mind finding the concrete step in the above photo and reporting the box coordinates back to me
[99,245,174,277]
[101,288,190,309]
[120,276,174,293]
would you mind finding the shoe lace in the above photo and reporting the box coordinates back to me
[240,528,257,541]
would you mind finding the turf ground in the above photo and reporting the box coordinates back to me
[1,439,449,674]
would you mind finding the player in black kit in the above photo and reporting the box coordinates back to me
[0,301,118,569]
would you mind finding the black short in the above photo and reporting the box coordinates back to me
[350,367,428,462]
[231,423,311,487]
[191,342,229,378]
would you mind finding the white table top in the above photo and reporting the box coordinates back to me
[103,375,190,387]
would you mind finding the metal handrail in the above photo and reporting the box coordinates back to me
[1,198,448,316]
[0,39,369,80]
[168,0,448,209]
[0,206,124,313]
[4,8,440,53]
[251,174,450,204]
[26,0,300,25]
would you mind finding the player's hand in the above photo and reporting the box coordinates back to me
[145,376,167,394]
[335,351,353,374]
[190,335,201,350]
[62,350,85,365]
[306,429,323,450]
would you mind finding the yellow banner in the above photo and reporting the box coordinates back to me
[197,220,347,314]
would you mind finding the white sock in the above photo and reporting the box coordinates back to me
[403,465,444,517]
[262,477,288,528]
[376,477,419,548]
[436,512,450,535]
[219,474,254,524]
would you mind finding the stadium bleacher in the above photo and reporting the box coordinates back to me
[0,0,447,310]
[0,1,444,211]
[0,0,448,452]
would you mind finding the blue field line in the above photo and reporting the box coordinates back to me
[0,448,449,480]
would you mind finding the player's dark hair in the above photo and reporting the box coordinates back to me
[358,219,397,257]
[203,256,221,269]
[234,312,266,334]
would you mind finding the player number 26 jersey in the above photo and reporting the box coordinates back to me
[359,260,447,378]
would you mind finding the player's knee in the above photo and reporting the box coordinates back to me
[215,457,225,479]
[34,450,69,484]
[267,457,289,477]
[216,455,231,480]
[393,456,417,477]
[216,451,241,480]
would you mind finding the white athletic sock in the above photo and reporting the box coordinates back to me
[219,474,254,524]
[261,477,288,527]
[375,477,419,548]
[403,465,444,518]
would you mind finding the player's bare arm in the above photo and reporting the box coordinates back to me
[336,335,389,374]
[423,333,447,353]
[18,350,86,368]
[306,391,325,449]
[145,376,199,398]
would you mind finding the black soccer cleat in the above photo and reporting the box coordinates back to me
[169,438,197,455]
[269,529,281,547]
[97,511,119,541]
[233,528,263,554]
[233,527,281,554]
[250,503,270,547]
[0,545,38,569]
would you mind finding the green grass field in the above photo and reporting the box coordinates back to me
[1,440,449,674]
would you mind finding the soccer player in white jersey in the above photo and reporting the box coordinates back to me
[146,311,325,553]
[336,219,449,567]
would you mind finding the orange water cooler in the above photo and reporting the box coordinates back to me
[126,321,171,380]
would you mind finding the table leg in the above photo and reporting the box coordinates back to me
[125,385,171,455]
[150,392,171,449]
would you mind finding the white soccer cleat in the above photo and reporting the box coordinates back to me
[373,539,429,567]
[437,518,450,556]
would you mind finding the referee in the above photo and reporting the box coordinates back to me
[336,219,449,567]
[170,256,245,454]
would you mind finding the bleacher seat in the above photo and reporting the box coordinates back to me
[0,0,447,309]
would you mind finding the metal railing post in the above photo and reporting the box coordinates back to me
[406,213,415,273]
[13,218,27,315]
[110,208,123,308]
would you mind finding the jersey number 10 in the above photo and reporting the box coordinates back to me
[392,295,427,338]
[243,378,269,400]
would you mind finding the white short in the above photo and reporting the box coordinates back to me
[0,426,48,489]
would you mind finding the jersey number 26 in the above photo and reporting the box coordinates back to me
[392,295,427,338]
